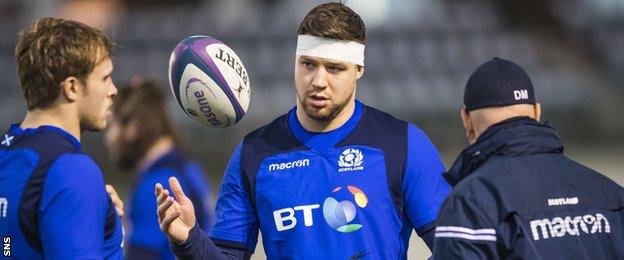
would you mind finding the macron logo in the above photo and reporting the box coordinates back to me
[514,89,529,100]
[269,159,310,171]
[530,213,610,241]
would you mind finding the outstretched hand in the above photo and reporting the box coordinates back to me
[155,177,196,244]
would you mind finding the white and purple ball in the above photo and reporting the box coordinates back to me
[168,36,250,128]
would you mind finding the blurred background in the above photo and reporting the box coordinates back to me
[1,0,623,258]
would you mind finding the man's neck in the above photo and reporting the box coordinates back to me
[137,137,175,172]
[296,100,356,133]
[20,105,81,141]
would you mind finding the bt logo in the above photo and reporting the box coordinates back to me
[273,205,319,231]
[323,186,368,232]
[272,186,369,233]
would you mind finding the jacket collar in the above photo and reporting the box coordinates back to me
[444,117,564,186]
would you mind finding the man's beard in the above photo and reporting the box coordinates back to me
[80,113,105,132]
[298,93,351,122]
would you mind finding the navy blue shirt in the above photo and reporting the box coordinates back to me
[207,101,451,259]
[127,149,214,259]
[0,124,123,259]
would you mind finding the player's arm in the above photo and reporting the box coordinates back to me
[157,178,251,259]
[432,195,499,259]
[403,124,452,250]
[173,223,252,259]
[38,154,110,259]
[156,144,256,259]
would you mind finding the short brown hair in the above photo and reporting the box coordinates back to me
[297,2,366,44]
[112,81,180,169]
[15,17,115,110]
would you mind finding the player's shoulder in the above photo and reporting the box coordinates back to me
[438,179,500,226]
[8,125,104,184]
[445,165,503,208]
[40,153,107,211]
[143,166,178,181]
[317,103,407,146]
[138,165,190,196]
[139,155,206,188]
[360,104,408,128]
[131,168,176,209]
[5,125,81,157]
[559,156,624,190]
[48,153,104,183]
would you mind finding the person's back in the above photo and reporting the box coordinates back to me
[433,58,624,259]
[437,117,624,259]
[0,125,123,259]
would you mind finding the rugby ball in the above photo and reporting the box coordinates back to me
[168,35,250,128]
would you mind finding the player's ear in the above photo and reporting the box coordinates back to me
[534,103,541,122]
[356,65,364,79]
[460,108,476,144]
[60,76,82,102]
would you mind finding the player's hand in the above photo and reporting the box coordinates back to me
[155,177,196,244]
[106,184,124,219]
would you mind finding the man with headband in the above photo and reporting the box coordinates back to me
[155,3,451,259]
[433,58,624,259]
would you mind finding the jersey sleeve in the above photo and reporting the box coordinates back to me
[128,168,179,257]
[403,124,452,230]
[208,143,259,252]
[38,153,109,259]
[432,194,499,259]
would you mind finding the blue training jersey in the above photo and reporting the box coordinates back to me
[209,101,451,259]
[127,149,214,259]
[0,124,123,259]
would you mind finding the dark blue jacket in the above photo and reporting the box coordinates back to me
[433,117,624,259]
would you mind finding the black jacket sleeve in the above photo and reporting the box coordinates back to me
[125,245,161,259]
[170,224,252,260]
[432,195,499,259]
[416,221,436,250]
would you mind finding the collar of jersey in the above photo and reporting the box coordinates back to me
[288,100,363,153]
[444,117,563,186]
[9,123,81,149]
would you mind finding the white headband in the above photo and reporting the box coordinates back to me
[296,35,365,66]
